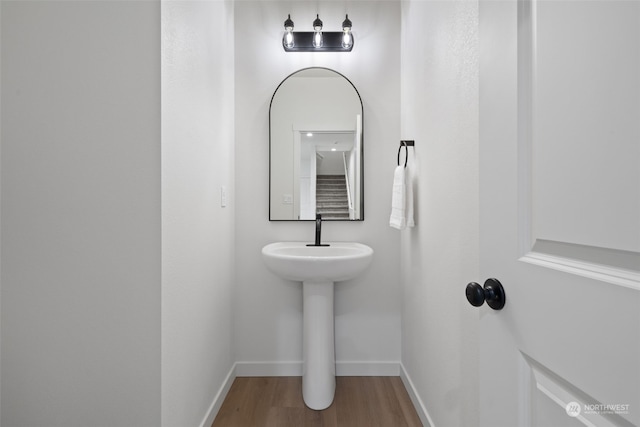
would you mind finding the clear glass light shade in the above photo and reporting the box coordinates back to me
[283,14,295,49]
[341,14,353,50]
[312,14,323,48]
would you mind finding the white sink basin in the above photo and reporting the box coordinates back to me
[262,241,373,282]
[261,241,373,410]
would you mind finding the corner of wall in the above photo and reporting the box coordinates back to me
[399,0,480,425]
[161,1,236,425]
[400,363,435,427]
[197,363,237,427]
[0,2,3,423]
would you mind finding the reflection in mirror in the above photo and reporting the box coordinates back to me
[270,68,363,220]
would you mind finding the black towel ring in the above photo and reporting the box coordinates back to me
[397,140,415,168]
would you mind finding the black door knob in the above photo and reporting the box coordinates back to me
[465,278,506,310]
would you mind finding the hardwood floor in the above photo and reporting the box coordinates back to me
[211,376,423,427]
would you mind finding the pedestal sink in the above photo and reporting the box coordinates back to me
[261,242,374,410]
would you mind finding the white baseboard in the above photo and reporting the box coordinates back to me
[400,363,435,427]
[235,361,303,376]
[198,363,237,427]
[235,361,401,377]
[336,361,400,376]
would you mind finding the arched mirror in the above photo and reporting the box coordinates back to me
[269,67,364,221]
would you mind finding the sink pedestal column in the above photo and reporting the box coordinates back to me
[302,280,335,410]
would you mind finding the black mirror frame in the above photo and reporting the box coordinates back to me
[268,67,364,221]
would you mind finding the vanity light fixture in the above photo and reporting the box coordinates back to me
[282,14,354,52]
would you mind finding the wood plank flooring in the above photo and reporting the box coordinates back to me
[211,376,423,427]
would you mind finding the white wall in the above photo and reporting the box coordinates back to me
[161,2,235,427]
[1,2,161,426]
[234,1,402,374]
[400,1,480,426]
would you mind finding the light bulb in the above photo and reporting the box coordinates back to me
[284,29,294,49]
[283,14,295,49]
[312,14,323,48]
[313,31,323,48]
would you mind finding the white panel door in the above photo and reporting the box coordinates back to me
[478,1,640,426]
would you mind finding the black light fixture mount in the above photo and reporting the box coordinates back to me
[282,14,354,52]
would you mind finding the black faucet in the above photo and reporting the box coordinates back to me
[307,213,330,247]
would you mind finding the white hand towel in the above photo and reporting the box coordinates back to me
[389,165,407,229]
[390,165,415,230]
